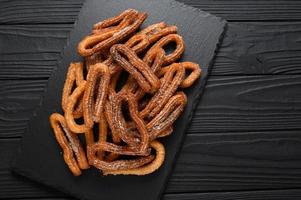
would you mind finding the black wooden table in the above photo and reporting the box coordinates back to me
[1,0,301,199]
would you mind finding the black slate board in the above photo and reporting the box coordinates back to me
[11,0,226,199]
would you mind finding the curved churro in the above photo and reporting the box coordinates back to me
[83,63,110,128]
[50,113,89,176]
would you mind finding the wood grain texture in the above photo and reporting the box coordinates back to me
[0,0,83,24]
[164,189,301,200]
[1,22,301,79]
[0,24,71,79]
[1,0,301,23]
[178,0,301,21]
[1,189,301,200]
[190,75,301,133]
[1,129,301,198]
[2,190,301,200]
[1,75,300,138]
[212,22,301,75]
[167,130,301,192]
[0,80,47,138]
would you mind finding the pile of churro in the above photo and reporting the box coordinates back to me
[49,9,201,176]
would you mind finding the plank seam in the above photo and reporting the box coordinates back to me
[164,187,301,195]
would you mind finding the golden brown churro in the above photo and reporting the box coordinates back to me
[144,34,185,66]
[78,11,147,57]
[83,63,110,128]
[50,113,89,176]
[65,81,89,133]
[93,9,138,34]
[103,140,164,175]
[160,62,201,88]
[62,62,84,118]
[49,9,201,176]
[140,63,185,119]
[111,44,160,93]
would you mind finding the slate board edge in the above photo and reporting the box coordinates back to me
[10,0,227,199]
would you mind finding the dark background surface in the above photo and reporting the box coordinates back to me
[1,0,301,199]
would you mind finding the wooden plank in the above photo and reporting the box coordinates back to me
[0,0,83,24]
[164,189,301,200]
[0,24,71,79]
[0,80,47,138]
[213,22,301,75]
[1,75,301,138]
[2,189,301,200]
[178,0,301,21]
[1,130,301,198]
[1,0,301,23]
[167,130,301,192]
[1,22,301,79]
[190,75,301,133]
